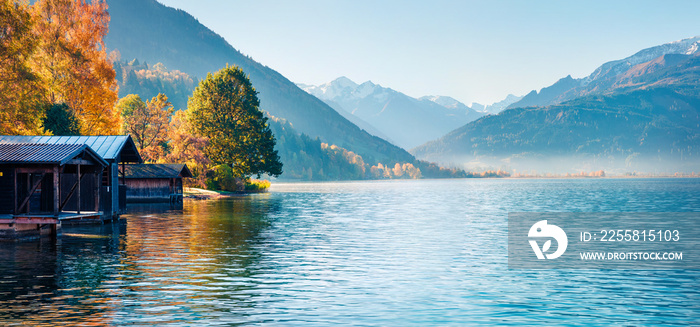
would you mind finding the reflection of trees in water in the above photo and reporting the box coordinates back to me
[0,196,281,324]
[117,196,282,321]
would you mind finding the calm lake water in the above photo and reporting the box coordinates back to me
[1,178,699,326]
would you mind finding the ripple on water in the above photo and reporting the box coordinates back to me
[0,178,698,325]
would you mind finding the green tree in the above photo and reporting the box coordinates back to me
[42,103,80,135]
[188,65,282,179]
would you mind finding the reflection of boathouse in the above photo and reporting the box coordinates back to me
[123,164,192,203]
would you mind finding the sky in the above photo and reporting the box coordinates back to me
[157,0,699,105]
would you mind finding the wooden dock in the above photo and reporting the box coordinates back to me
[0,211,104,223]
[0,211,106,240]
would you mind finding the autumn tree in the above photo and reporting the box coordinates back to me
[0,0,45,134]
[188,65,283,179]
[403,163,422,179]
[392,163,404,178]
[165,109,209,187]
[117,93,173,162]
[30,0,119,135]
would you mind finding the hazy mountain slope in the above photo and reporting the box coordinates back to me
[420,95,471,112]
[469,94,523,115]
[300,77,485,149]
[104,0,413,164]
[414,88,700,172]
[507,36,700,109]
[412,52,700,173]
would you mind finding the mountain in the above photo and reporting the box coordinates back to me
[104,0,414,166]
[412,49,700,174]
[469,94,523,115]
[420,95,471,111]
[507,36,700,109]
[114,60,197,111]
[420,94,523,115]
[299,77,485,149]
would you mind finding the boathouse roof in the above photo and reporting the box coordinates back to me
[123,164,193,179]
[0,143,107,167]
[0,135,142,163]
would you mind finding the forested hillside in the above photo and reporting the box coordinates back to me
[413,86,700,173]
[104,0,414,166]
[413,43,700,174]
[114,60,196,111]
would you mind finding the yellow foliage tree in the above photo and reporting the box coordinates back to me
[392,163,404,178]
[0,0,45,135]
[402,163,422,179]
[30,0,119,135]
[118,93,173,162]
[165,109,209,187]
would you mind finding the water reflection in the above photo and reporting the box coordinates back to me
[0,195,280,325]
[0,221,123,325]
[117,196,281,324]
[0,179,698,325]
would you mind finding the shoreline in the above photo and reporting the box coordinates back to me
[187,176,700,198]
[184,187,268,200]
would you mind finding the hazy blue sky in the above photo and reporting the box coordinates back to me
[158,0,698,104]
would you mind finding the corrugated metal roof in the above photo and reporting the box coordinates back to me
[0,135,142,163]
[124,164,193,179]
[0,143,108,167]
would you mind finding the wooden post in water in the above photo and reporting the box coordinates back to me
[53,166,60,217]
[13,168,17,215]
[95,169,100,212]
[77,164,81,214]
[26,173,30,213]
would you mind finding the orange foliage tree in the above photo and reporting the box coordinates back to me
[0,0,45,135]
[165,110,210,187]
[117,93,174,162]
[30,0,119,135]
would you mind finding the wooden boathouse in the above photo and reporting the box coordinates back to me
[0,136,142,220]
[0,143,108,239]
[123,164,192,203]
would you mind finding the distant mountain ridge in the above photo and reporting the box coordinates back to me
[508,36,700,109]
[104,0,414,166]
[299,77,485,149]
[469,94,523,114]
[413,40,700,174]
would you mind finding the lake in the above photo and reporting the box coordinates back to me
[1,178,699,325]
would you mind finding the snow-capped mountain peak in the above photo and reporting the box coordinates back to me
[582,35,700,85]
[420,95,467,110]
[300,77,385,101]
[325,76,358,90]
[356,80,380,99]
[296,77,485,149]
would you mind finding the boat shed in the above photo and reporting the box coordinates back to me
[123,164,192,203]
[0,143,108,239]
[0,136,142,219]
